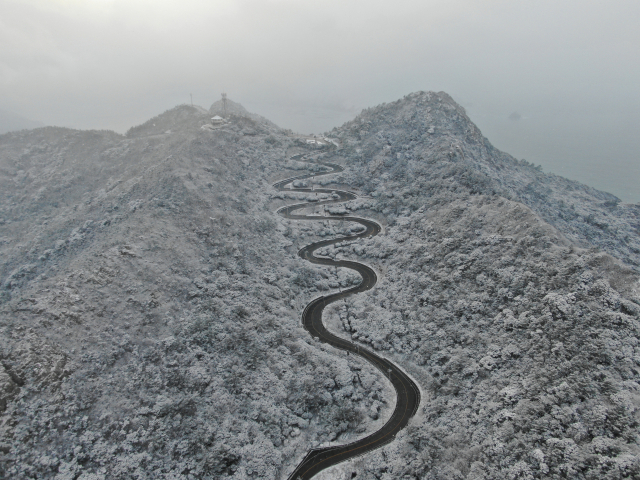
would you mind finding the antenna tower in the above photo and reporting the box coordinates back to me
[221,92,228,116]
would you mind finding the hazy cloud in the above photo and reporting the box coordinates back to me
[1,0,639,200]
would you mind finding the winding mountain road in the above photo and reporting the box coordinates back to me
[275,156,420,480]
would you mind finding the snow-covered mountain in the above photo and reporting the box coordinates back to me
[0,94,638,479]
[330,91,640,270]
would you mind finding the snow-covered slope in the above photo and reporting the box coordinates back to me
[1,94,639,479]
[0,104,392,478]
[329,91,640,270]
[303,91,640,478]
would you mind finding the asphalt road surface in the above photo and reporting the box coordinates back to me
[275,156,421,480]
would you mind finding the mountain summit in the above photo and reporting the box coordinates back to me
[331,91,640,268]
[209,97,279,129]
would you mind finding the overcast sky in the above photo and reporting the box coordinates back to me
[1,0,639,201]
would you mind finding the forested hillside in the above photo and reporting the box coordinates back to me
[0,93,638,479]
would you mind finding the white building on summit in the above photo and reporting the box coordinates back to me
[211,115,225,124]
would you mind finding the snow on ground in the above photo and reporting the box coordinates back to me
[1,93,639,479]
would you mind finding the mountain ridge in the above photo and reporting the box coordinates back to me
[328,91,640,270]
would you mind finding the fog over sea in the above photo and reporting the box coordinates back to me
[467,109,640,205]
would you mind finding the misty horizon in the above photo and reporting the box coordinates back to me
[4,91,639,205]
[1,0,638,202]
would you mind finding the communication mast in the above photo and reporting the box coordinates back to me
[221,92,228,116]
